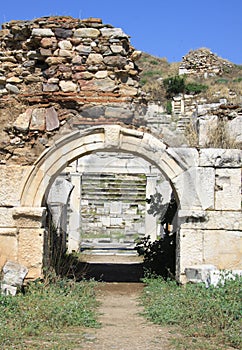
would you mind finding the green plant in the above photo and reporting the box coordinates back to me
[141,275,242,349]
[163,75,186,98]
[0,278,99,348]
[216,78,229,84]
[185,82,208,94]
[166,100,172,114]
[233,77,242,82]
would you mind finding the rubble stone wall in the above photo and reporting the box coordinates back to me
[0,16,146,165]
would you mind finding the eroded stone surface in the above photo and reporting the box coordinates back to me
[1,261,28,295]
[215,168,241,210]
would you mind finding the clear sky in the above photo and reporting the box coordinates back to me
[1,0,241,64]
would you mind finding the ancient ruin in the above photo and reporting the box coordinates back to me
[0,16,241,283]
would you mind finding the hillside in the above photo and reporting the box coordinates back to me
[138,49,242,105]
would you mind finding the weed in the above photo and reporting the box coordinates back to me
[0,278,99,348]
[141,276,242,349]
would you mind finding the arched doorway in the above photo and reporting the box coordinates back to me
[18,125,204,281]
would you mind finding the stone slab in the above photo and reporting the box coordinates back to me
[45,107,59,131]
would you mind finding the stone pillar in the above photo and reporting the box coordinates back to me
[68,173,81,252]
[13,207,46,280]
[145,175,158,241]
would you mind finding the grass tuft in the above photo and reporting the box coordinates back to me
[141,276,242,349]
[0,278,99,348]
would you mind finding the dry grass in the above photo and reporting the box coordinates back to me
[138,52,242,105]
[184,119,199,147]
[205,118,237,148]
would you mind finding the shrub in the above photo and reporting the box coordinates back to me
[185,82,208,94]
[163,75,186,98]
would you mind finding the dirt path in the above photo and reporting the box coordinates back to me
[82,282,174,350]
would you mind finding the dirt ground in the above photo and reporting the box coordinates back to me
[81,282,175,350]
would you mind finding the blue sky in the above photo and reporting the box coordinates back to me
[1,0,242,64]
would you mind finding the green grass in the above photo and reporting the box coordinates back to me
[141,276,242,349]
[0,278,99,348]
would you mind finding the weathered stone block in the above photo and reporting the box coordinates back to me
[18,228,44,279]
[73,28,100,38]
[100,28,128,38]
[6,83,20,94]
[0,165,29,206]
[86,53,103,65]
[43,83,59,92]
[172,148,199,167]
[32,28,54,37]
[55,28,72,38]
[95,70,108,79]
[103,56,127,68]
[1,261,28,295]
[185,264,217,286]
[105,106,134,119]
[119,85,138,96]
[0,229,18,268]
[215,168,241,210]
[59,80,77,92]
[174,167,215,210]
[0,208,15,227]
[13,108,32,131]
[203,230,242,269]
[227,116,242,145]
[30,108,46,131]
[75,44,91,55]
[199,149,242,167]
[13,207,46,228]
[58,40,72,50]
[46,107,59,131]
[179,228,204,273]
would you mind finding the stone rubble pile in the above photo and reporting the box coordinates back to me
[0,16,147,164]
[179,48,234,77]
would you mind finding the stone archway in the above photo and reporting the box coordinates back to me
[20,125,191,207]
[14,125,222,281]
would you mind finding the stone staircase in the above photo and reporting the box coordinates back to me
[79,173,146,255]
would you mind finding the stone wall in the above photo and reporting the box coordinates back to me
[0,16,146,165]
[0,125,240,281]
